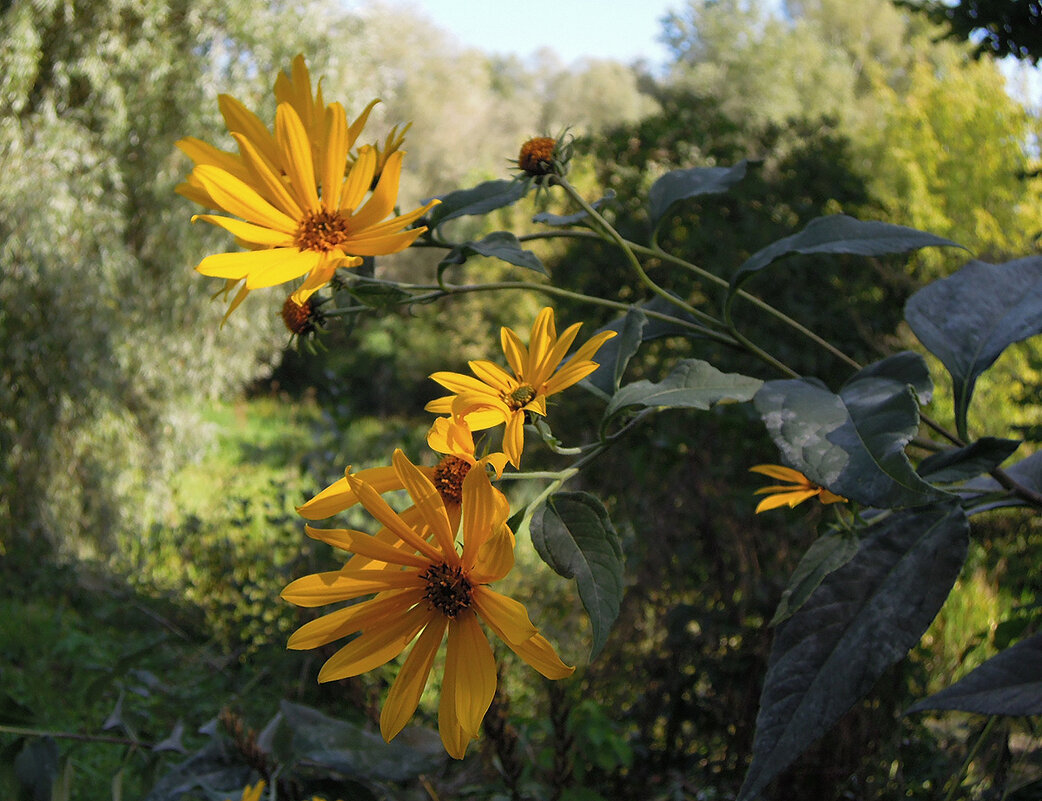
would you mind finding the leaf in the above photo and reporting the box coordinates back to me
[533,191,614,226]
[648,160,749,225]
[426,179,528,228]
[730,214,961,298]
[917,438,1020,483]
[908,632,1042,716]
[770,532,860,626]
[530,492,624,660]
[755,371,949,509]
[852,351,933,405]
[605,359,762,419]
[15,736,59,801]
[347,283,412,310]
[583,308,647,397]
[738,503,969,801]
[439,231,546,274]
[905,256,1042,439]
[143,738,248,801]
[959,449,1042,513]
[277,700,444,781]
[152,720,187,754]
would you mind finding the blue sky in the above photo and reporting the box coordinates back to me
[359,0,681,66]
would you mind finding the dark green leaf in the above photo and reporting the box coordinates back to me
[918,438,1020,483]
[530,492,624,659]
[426,180,528,228]
[533,191,614,226]
[152,720,187,754]
[605,359,762,419]
[730,215,960,297]
[770,533,860,626]
[755,374,948,508]
[648,160,749,225]
[738,503,969,801]
[905,256,1042,439]
[278,700,444,781]
[143,738,248,801]
[583,309,647,396]
[852,351,933,404]
[347,283,412,310]
[907,632,1042,716]
[14,737,58,801]
[443,231,546,274]
[959,449,1042,513]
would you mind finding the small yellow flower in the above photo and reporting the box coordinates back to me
[229,782,265,801]
[749,464,847,513]
[426,307,615,468]
[282,450,573,759]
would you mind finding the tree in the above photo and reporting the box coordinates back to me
[899,0,1042,63]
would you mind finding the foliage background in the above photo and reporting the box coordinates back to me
[3,0,1042,798]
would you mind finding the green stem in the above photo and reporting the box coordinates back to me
[0,723,146,748]
[554,176,724,331]
[943,716,997,801]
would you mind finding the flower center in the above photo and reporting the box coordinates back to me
[421,562,472,618]
[281,295,319,335]
[518,137,557,175]
[433,455,471,506]
[294,209,352,252]
[503,384,536,411]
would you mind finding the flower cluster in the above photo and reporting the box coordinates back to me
[177,55,437,322]
[285,307,614,758]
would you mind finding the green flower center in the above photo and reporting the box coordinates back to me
[504,384,536,410]
[421,562,473,618]
[295,209,351,252]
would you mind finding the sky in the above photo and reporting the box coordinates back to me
[352,0,680,67]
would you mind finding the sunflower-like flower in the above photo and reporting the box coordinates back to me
[298,416,508,570]
[749,464,847,513]
[425,307,615,467]
[282,450,573,759]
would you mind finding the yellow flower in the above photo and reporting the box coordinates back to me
[227,781,343,801]
[426,307,615,468]
[282,450,573,759]
[297,416,508,571]
[749,464,847,513]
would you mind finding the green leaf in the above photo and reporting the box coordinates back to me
[530,492,624,659]
[605,359,762,419]
[347,283,412,309]
[907,632,1042,716]
[770,532,860,626]
[957,449,1042,513]
[738,503,969,801]
[755,371,949,508]
[277,700,444,781]
[917,437,1020,483]
[729,215,961,299]
[143,738,248,801]
[905,256,1042,439]
[852,351,933,404]
[440,231,546,274]
[648,160,749,225]
[583,308,647,396]
[15,737,59,801]
[426,179,528,228]
[533,191,614,226]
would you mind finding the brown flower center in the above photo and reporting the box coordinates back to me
[433,455,471,506]
[503,384,536,410]
[421,562,472,618]
[294,209,352,252]
[518,137,557,175]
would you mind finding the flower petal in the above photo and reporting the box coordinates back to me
[347,473,446,564]
[500,326,527,378]
[471,587,538,645]
[192,214,293,247]
[276,103,320,211]
[392,450,457,558]
[306,524,432,569]
[296,465,402,519]
[244,249,323,289]
[503,411,525,469]
[447,613,496,738]
[286,588,422,650]
[281,568,420,607]
[349,149,403,231]
[340,146,376,213]
[193,165,297,233]
[321,103,349,213]
[749,464,809,483]
[754,489,819,514]
[317,604,432,682]
[438,659,470,760]
[218,93,280,167]
[380,615,447,743]
[231,132,304,219]
[461,467,498,567]
[467,360,515,393]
